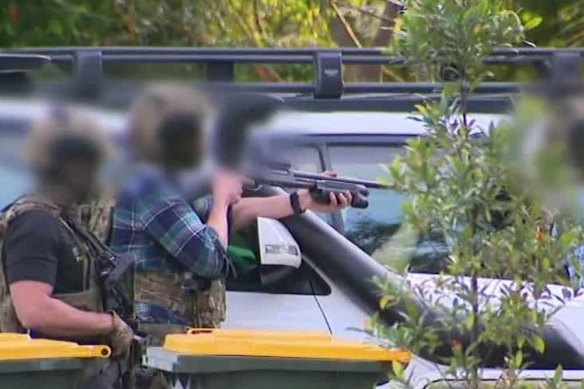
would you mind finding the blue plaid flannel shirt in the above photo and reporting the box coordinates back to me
[109,165,231,324]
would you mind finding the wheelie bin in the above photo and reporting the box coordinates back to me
[144,328,410,389]
[0,333,110,389]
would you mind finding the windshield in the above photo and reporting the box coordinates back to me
[328,145,450,272]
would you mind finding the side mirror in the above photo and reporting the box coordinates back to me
[257,217,301,268]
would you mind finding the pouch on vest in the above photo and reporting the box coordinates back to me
[61,210,136,326]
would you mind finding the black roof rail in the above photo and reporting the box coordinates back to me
[203,81,526,94]
[7,46,584,57]
[0,53,50,71]
[281,94,514,113]
[15,81,514,114]
[0,53,50,94]
[2,47,583,102]
[27,77,517,112]
[7,46,584,66]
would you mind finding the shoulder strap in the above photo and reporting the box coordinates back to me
[0,196,61,239]
[60,211,113,257]
[78,196,116,245]
[60,211,135,319]
[4,196,61,223]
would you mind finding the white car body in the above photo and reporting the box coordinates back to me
[1,98,583,388]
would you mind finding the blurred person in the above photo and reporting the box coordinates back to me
[0,106,134,389]
[547,94,584,288]
[517,91,584,288]
[109,84,351,336]
[107,84,351,388]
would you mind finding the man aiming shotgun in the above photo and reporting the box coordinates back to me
[107,84,355,388]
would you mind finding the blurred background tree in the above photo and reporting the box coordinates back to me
[504,0,584,47]
[0,0,583,81]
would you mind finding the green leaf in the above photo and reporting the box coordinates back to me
[392,360,405,377]
[524,16,543,30]
[532,336,545,354]
[465,313,475,331]
[514,350,523,367]
[379,296,393,310]
[517,334,526,349]
[553,365,563,382]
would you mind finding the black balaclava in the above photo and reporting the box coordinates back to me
[157,113,204,171]
[39,134,103,205]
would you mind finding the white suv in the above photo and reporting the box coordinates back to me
[1,98,584,388]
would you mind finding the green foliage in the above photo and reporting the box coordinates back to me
[373,0,584,387]
[0,0,388,81]
[509,0,584,47]
[0,0,332,48]
[2,0,583,49]
[394,0,523,82]
[0,2,124,46]
[1,0,583,83]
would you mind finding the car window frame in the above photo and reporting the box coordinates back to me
[225,221,332,296]
[314,134,413,235]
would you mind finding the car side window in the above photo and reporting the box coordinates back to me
[277,146,333,225]
[329,145,449,272]
[225,220,331,296]
[279,146,322,173]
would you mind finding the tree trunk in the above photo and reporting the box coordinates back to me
[329,0,403,82]
[355,0,403,82]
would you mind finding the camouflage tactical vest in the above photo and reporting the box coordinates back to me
[133,272,226,344]
[132,198,227,340]
[79,196,116,245]
[79,195,226,343]
[0,196,104,335]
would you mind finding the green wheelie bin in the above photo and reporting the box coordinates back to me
[0,333,111,389]
[144,328,410,389]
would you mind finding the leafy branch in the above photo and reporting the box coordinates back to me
[374,0,584,387]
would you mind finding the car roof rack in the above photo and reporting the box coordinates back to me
[0,53,50,71]
[1,47,583,111]
[0,53,51,94]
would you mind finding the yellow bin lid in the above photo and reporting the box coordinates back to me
[163,329,410,363]
[0,334,111,361]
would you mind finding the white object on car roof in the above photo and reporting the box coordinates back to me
[0,97,126,135]
[261,110,508,135]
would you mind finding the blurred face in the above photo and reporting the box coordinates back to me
[158,113,204,170]
[60,159,101,204]
[40,135,104,205]
[164,132,201,168]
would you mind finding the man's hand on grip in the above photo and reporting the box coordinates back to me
[212,170,243,206]
[107,311,134,357]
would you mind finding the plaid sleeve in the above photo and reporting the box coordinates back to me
[193,196,234,243]
[191,196,214,222]
[137,194,229,279]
